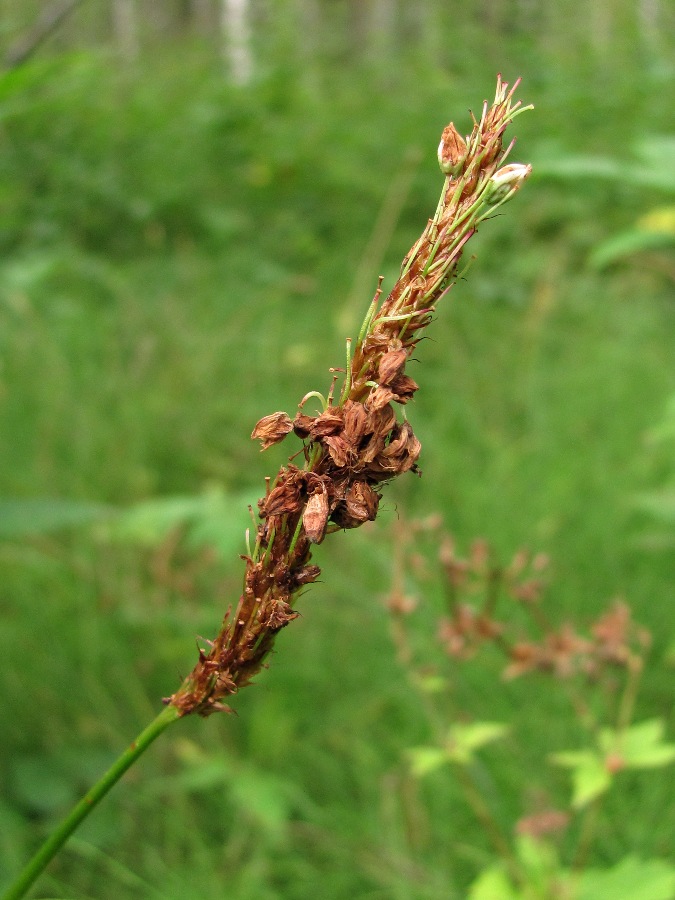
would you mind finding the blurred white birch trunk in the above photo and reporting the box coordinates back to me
[192,0,213,33]
[221,0,253,84]
[112,0,139,61]
[368,0,396,59]
[637,0,661,49]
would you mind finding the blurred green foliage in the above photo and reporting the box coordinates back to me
[1,3,674,897]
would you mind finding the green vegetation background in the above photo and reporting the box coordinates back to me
[1,4,674,898]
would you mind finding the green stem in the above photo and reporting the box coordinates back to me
[1,703,181,900]
[572,795,603,873]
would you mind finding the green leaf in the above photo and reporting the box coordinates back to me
[575,855,675,900]
[0,499,114,538]
[550,750,612,808]
[229,767,292,843]
[535,155,625,181]
[0,488,259,564]
[180,487,259,559]
[96,486,257,560]
[550,750,592,768]
[535,151,675,192]
[407,746,449,777]
[664,637,675,669]
[468,866,521,900]
[635,136,675,181]
[169,757,232,792]
[10,757,77,816]
[161,744,292,843]
[589,229,675,270]
[515,833,560,879]
[552,720,675,809]
[646,394,675,444]
[633,492,675,524]
[600,719,675,770]
[412,672,448,694]
[570,757,612,808]
[599,718,662,753]
[445,722,509,764]
[97,495,210,544]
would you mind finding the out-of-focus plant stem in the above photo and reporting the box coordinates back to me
[1,704,181,900]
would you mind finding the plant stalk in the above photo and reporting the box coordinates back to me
[3,75,532,896]
[1,703,181,900]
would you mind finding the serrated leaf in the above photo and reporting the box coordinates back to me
[407,746,450,777]
[575,855,675,900]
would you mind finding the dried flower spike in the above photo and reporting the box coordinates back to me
[168,76,532,717]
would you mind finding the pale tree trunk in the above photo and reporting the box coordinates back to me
[412,3,443,69]
[295,0,320,58]
[368,0,396,59]
[221,0,253,84]
[4,0,87,69]
[192,0,214,34]
[637,0,661,50]
[112,0,139,61]
[587,0,613,58]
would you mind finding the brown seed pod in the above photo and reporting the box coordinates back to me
[343,400,369,444]
[323,434,356,468]
[303,487,330,544]
[389,373,419,403]
[291,564,322,587]
[366,385,395,411]
[258,467,306,518]
[345,481,380,522]
[378,349,408,385]
[293,413,316,438]
[251,412,293,450]
[309,408,344,438]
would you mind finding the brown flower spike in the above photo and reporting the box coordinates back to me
[168,76,532,716]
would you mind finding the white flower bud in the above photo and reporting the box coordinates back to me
[485,163,532,205]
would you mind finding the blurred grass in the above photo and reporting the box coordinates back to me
[1,19,674,899]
